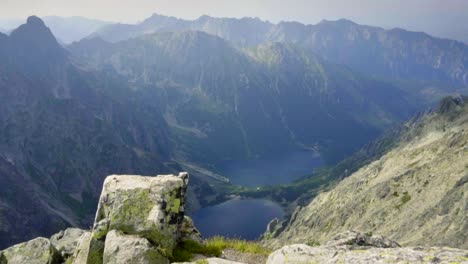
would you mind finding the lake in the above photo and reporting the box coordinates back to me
[215,150,323,187]
[190,199,285,240]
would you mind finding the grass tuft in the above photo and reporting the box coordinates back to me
[169,237,271,262]
[170,240,222,262]
[205,236,271,256]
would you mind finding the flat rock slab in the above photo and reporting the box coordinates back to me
[266,244,468,264]
[174,258,246,264]
[1,237,59,264]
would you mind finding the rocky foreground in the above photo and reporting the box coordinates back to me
[1,173,467,264]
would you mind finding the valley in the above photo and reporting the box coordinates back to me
[0,9,467,264]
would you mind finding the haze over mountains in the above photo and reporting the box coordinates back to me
[89,14,468,87]
[0,16,111,43]
[0,12,467,251]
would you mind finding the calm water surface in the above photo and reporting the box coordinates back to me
[216,150,323,187]
[190,199,285,240]
[192,150,323,239]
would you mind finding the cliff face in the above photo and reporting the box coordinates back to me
[264,96,468,249]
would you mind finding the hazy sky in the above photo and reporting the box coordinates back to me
[0,0,467,41]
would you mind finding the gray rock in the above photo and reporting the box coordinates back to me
[1,237,60,264]
[174,258,245,264]
[325,231,400,248]
[266,244,468,264]
[92,173,189,255]
[71,231,103,264]
[179,216,203,244]
[50,228,87,258]
[103,230,168,264]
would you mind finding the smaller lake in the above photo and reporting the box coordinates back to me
[215,150,323,187]
[190,199,285,240]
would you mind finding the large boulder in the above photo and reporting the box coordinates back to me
[102,230,168,264]
[92,173,189,251]
[72,173,189,263]
[50,228,87,258]
[1,237,60,264]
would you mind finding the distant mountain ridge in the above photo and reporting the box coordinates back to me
[90,13,468,86]
[0,16,111,44]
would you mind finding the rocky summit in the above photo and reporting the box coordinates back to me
[2,169,467,263]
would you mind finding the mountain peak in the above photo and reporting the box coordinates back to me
[319,18,357,26]
[7,15,67,71]
[141,13,180,25]
[197,14,213,20]
[10,15,57,41]
[26,15,46,27]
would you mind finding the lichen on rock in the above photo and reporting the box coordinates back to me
[102,230,168,264]
[71,172,190,263]
[50,228,87,259]
[1,237,60,264]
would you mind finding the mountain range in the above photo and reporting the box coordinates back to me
[0,14,467,249]
[91,14,468,87]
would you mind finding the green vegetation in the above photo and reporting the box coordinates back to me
[394,191,412,210]
[168,236,272,262]
[306,239,321,247]
[400,191,411,204]
[205,236,271,256]
[169,240,222,262]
